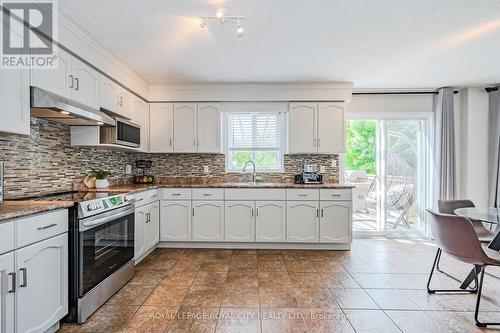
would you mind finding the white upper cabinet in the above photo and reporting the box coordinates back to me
[288,103,317,153]
[31,47,99,110]
[0,68,30,136]
[288,102,345,154]
[255,201,286,242]
[0,252,15,333]
[192,201,224,241]
[225,201,255,242]
[287,201,320,242]
[149,103,174,153]
[70,57,100,110]
[31,48,72,100]
[320,202,352,243]
[174,103,197,153]
[197,103,221,153]
[99,76,119,114]
[317,102,345,153]
[132,97,149,152]
[117,87,133,119]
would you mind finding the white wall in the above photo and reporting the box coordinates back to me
[457,88,489,206]
[346,94,434,116]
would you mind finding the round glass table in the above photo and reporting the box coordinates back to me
[454,207,500,225]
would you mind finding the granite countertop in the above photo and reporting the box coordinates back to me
[0,200,75,223]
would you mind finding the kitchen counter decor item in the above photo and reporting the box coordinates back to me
[90,169,112,189]
[83,175,96,189]
[134,160,155,184]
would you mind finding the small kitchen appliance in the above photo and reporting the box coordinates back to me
[134,159,155,184]
[294,164,324,184]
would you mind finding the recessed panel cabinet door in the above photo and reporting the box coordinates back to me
[317,102,345,153]
[192,201,224,242]
[174,103,197,153]
[149,104,174,153]
[99,76,119,114]
[256,201,286,242]
[286,201,319,242]
[71,57,100,109]
[134,207,147,260]
[31,47,72,100]
[146,202,160,249]
[132,98,149,152]
[160,201,192,241]
[225,201,255,242]
[0,252,14,333]
[288,103,317,153]
[320,202,352,243]
[15,233,68,333]
[197,103,221,153]
[0,68,30,135]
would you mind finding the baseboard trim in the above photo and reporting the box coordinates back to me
[157,242,351,250]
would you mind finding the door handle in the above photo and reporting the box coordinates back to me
[69,75,74,88]
[316,209,319,218]
[192,208,195,217]
[321,209,324,218]
[8,272,16,293]
[251,208,254,217]
[169,138,173,147]
[19,268,27,288]
[256,208,259,217]
[37,223,57,230]
[74,77,80,91]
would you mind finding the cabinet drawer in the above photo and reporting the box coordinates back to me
[225,188,286,201]
[0,221,15,254]
[286,189,319,201]
[16,209,68,248]
[320,189,352,201]
[134,189,160,207]
[162,188,192,200]
[193,188,224,200]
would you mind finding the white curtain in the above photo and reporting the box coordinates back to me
[433,87,456,201]
[488,89,500,207]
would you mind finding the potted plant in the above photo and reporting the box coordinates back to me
[90,169,112,189]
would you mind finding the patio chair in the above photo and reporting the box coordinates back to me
[426,209,500,327]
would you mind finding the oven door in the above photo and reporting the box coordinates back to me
[78,205,135,296]
[116,118,140,148]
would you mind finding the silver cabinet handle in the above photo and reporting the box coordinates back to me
[8,272,16,293]
[256,208,259,217]
[192,208,195,217]
[331,194,342,197]
[172,193,181,196]
[151,194,158,199]
[298,194,308,197]
[69,75,74,88]
[19,268,27,288]
[74,77,80,91]
[316,209,319,218]
[203,193,212,196]
[169,138,173,147]
[37,223,57,230]
[321,209,324,218]
[251,208,254,217]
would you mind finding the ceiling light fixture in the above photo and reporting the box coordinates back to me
[201,7,245,37]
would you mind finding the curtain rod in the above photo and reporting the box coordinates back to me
[486,87,499,93]
[353,91,459,96]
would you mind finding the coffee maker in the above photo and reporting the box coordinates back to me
[294,164,324,184]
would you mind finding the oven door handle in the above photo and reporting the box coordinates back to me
[80,206,134,231]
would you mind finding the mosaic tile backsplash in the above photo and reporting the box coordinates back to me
[0,118,339,199]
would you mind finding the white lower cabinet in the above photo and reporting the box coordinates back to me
[287,201,320,242]
[160,201,192,241]
[134,207,147,260]
[15,233,68,333]
[192,201,224,241]
[256,201,286,242]
[320,202,352,243]
[146,202,160,249]
[0,252,15,333]
[225,201,255,242]
[135,201,160,260]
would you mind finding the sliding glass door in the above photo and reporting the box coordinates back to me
[345,116,431,235]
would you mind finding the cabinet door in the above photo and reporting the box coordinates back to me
[173,103,197,153]
[71,57,100,109]
[134,206,147,260]
[30,47,72,100]
[317,102,345,153]
[16,233,68,333]
[320,202,352,243]
[192,201,224,242]
[0,252,14,333]
[146,202,160,249]
[286,201,319,243]
[118,88,133,120]
[288,103,317,153]
[149,104,174,153]
[256,201,286,242]
[132,98,149,152]
[99,75,119,114]
[225,201,255,242]
[197,103,221,153]
[160,201,191,241]
[0,68,30,136]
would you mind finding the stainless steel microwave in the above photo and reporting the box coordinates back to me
[100,118,140,148]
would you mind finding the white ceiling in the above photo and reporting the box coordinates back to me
[59,0,500,88]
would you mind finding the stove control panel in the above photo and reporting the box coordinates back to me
[79,194,135,218]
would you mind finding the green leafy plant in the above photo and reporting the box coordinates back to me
[90,169,112,180]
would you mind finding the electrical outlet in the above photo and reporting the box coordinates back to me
[320,165,326,173]
[203,165,210,173]
[125,164,132,175]
[331,159,337,168]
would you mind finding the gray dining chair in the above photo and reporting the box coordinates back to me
[427,209,500,327]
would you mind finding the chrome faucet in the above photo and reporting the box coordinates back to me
[242,160,257,183]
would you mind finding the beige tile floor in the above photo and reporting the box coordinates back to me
[58,238,500,332]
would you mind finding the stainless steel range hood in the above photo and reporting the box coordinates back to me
[30,87,115,126]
